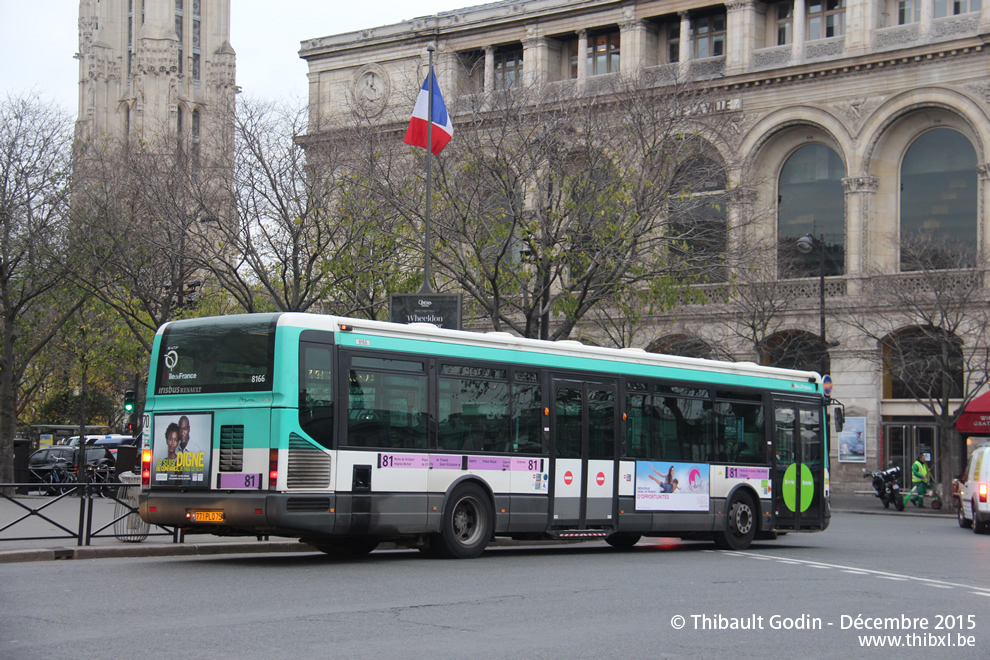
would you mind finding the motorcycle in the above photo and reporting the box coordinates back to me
[864,464,904,511]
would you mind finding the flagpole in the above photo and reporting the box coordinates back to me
[419,43,436,294]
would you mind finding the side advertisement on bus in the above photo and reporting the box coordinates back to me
[635,461,710,511]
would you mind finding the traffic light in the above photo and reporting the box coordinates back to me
[124,389,136,414]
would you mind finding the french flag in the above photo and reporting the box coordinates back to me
[403,66,454,156]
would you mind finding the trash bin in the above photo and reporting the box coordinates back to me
[113,472,149,542]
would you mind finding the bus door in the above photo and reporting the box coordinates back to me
[550,378,617,530]
[772,399,827,530]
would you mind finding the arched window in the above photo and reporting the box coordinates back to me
[670,153,729,283]
[761,330,828,373]
[900,128,977,270]
[882,327,963,400]
[777,144,845,279]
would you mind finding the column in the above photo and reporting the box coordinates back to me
[792,0,807,62]
[484,46,495,94]
[841,175,878,296]
[679,12,692,76]
[843,0,871,56]
[620,19,649,79]
[920,0,934,37]
[522,27,547,87]
[577,30,588,88]
[979,164,990,282]
[725,0,764,75]
[727,186,758,280]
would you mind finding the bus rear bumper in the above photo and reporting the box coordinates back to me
[139,490,337,537]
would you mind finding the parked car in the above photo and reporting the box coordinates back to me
[27,446,116,483]
[957,444,990,533]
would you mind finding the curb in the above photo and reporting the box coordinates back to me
[0,541,314,564]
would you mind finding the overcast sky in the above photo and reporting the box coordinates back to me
[0,0,478,114]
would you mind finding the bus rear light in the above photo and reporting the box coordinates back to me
[980,483,987,503]
[141,449,152,486]
[255,509,263,515]
[269,449,278,490]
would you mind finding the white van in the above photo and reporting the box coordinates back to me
[957,445,990,532]
[65,434,132,447]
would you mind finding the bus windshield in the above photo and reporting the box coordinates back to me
[154,314,278,395]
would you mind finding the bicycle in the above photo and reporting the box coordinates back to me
[43,459,78,495]
[87,462,119,498]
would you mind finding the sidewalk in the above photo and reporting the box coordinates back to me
[1,491,953,565]
[830,491,953,517]
[0,492,310,564]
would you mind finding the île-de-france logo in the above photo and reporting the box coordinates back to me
[164,349,179,371]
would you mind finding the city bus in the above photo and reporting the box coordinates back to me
[139,313,830,558]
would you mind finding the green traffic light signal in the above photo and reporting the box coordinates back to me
[124,389,135,413]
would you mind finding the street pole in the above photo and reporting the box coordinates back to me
[796,232,829,377]
[418,43,436,295]
[817,233,827,376]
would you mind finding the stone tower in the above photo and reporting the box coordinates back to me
[76,0,236,147]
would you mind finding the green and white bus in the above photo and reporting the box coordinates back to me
[139,313,830,558]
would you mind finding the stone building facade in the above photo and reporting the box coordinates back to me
[76,0,236,150]
[299,0,990,494]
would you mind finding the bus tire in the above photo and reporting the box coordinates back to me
[714,493,757,551]
[312,538,380,557]
[605,534,641,550]
[435,483,492,559]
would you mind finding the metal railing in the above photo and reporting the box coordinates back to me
[0,479,179,546]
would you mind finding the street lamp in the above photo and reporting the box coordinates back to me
[795,233,833,376]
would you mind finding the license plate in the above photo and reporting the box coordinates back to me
[190,510,224,523]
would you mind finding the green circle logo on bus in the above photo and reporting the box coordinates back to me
[782,463,815,512]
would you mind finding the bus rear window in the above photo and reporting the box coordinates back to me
[155,315,277,395]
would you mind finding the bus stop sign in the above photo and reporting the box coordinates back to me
[822,375,833,397]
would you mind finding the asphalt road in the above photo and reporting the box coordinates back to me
[1,511,986,660]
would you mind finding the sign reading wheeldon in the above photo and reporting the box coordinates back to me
[390,293,462,330]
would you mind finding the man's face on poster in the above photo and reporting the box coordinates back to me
[179,417,190,450]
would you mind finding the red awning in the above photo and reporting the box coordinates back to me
[957,391,990,434]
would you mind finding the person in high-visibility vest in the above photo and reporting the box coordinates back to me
[911,453,929,507]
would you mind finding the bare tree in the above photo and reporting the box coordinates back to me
[398,73,742,340]
[70,130,207,353]
[845,233,990,488]
[198,99,411,316]
[0,95,83,482]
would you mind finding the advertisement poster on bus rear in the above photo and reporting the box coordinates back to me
[635,461,710,511]
[152,412,213,487]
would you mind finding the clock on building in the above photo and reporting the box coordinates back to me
[353,65,390,116]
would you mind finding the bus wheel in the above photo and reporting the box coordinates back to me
[605,534,641,549]
[312,538,380,557]
[435,483,492,559]
[714,494,756,551]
